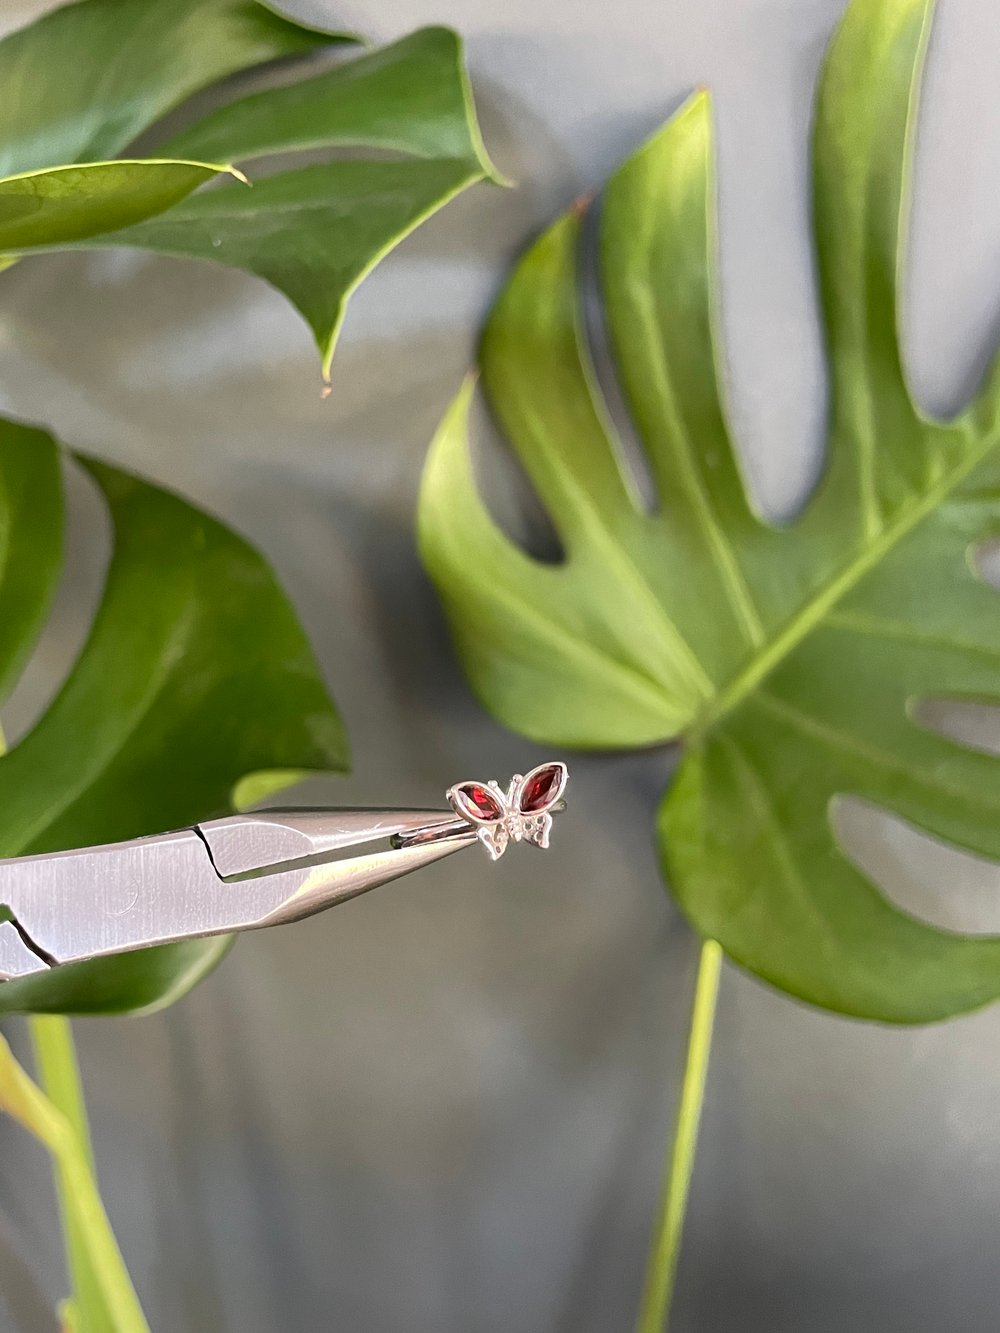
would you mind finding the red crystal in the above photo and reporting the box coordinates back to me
[453,782,504,822]
[519,763,565,813]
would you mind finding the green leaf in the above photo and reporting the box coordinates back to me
[0,938,236,1019]
[419,0,1000,1023]
[82,29,502,382]
[0,0,349,178]
[0,416,347,1014]
[0,422,62,699]
[90,157,491,384]
[160,26,498,178]
[0,160,238,252]
[0,13,499,383]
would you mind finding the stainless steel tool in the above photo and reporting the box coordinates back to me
[0,761,568,980]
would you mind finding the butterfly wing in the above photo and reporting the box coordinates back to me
[515,762,568,816]
[449,766,566,860]
[478,822,510,861]
[512,762,567,851]
[522,812,553,851]
[448,781,507,824]
[448,780,512,860]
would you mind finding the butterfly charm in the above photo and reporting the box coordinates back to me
[447,761,568,861]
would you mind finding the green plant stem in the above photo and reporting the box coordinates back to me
[0,713,123,1332]
[635,938,722,1333]
[0,1025,148,1333]
[29,1014,111,1332]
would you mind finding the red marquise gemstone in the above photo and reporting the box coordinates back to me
[456,783,504,821]
[519,764,564,813]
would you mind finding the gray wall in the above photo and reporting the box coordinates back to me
[3,0,1000,1329]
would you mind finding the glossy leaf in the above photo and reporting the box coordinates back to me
[0,417,347,1014]
[0,11,499,382]
[87,29,500,381]
[0,0,347,178]
[0,160,237,252]
[419,0,1000,1023]
[160,26,496,173]
[92,157,489,383]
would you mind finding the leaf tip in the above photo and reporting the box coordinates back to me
[682,85,713,122]
[451,370,479,420]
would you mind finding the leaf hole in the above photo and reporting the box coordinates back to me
[970,535,1000,589]
[834,796,1000,937]
[472,389,565,564]
[577,197,660,515]
[909,695,1000,760]
[902,0,1000,422]
[0,459,110,747]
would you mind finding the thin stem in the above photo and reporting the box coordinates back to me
[635,939,722,1333]
[29,1015,111,1333]
[0,720,95,1328]
[29,1017,95,1167]
[0,719,144,1331]
[0,1027,147,1333]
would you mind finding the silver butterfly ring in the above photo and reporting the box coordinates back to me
[447,761,568,861]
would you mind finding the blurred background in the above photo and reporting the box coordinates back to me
[4,0,1000,1329]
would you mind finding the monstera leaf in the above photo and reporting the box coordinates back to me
[0,160,243,252]
[0,2,499,383]
[419,0,1000,1024]
[0,416,347,1015]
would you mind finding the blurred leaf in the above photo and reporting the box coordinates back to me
[419,0,1000,1023]
[160,26,498,176]
[0,12,499,383]
[0,416,347,1014]
[0,160,238,252]
[0,422,62,699]
[0,0,349,177]
[0,938,236,1019]
[0,1031,148,1330]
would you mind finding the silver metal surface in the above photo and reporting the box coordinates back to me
[0,808,477,979]
[0,766,569,980]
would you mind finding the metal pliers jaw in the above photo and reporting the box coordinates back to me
[0,808,475,980]
[0,762,568,981]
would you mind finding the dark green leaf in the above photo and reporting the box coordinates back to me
[0,938,234,1018]
[0,0,349,177]
[90,157,489,382]
[0,418,347,1014]
[85,28,500,382]
[0,15,500,383]
[161,26,497,176]
[419,0,1000,1023]
[0,421,62,699]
